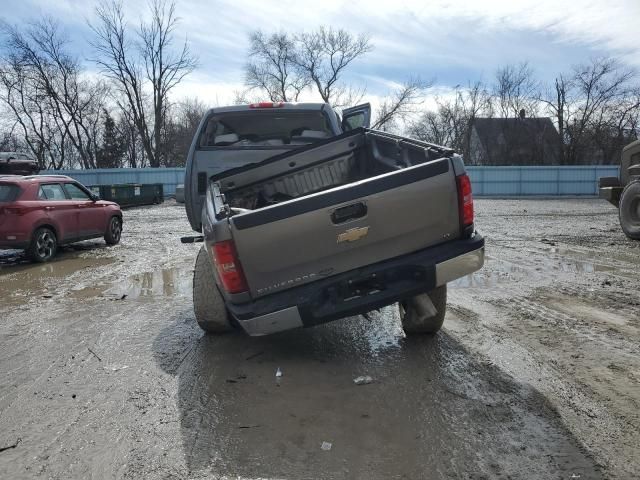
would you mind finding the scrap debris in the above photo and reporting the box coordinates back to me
[87,347,102,362]
[353,375,373,385]
[0,438,21,453]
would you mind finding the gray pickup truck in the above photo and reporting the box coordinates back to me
[183,102,484,336]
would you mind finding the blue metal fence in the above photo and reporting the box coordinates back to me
[43,165,620,198]
[466,165,619,196]
[41,168,185,196]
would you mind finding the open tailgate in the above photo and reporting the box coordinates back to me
[228,157,460,298]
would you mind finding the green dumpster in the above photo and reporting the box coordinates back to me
[88,183,163,207]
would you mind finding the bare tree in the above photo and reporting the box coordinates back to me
[568,58,638,164]
[540,57,639,164]
[493,62,539,118]
[0,18,106,169]
[232,88,263,105]
[539,75,570,162]
[243,27,371,107]
[372,77,430,131]
[409,81,492,160]
[163,97,207,166]
[90,0,197,167]
[116,111,144,168]
[0,124,24,152]
[591,90,640,163]
[0,58,59,168]
[245,31,308,102]
[294,27,372,106]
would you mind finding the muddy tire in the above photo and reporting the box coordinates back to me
[27,227,57,263]
[193,247,233,334]
[104,216,122,245]
[619,181,640,240]
[399,285,447,334]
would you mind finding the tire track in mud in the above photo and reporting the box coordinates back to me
[450,199,640,478]
[446,293,623,478]
[448,208,640,480]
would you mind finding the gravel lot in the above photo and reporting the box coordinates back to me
[0,198,638,479]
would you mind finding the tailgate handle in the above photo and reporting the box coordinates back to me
[331,202,367,224]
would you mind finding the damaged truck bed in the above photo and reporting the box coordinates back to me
[184,102,484,335]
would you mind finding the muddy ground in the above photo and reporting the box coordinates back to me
[0,199,638,479]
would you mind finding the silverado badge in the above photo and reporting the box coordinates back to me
[337,226,370,243]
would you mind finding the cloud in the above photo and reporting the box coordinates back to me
[4,0,638,108]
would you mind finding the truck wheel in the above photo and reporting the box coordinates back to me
[27,227,58,263]
[619,181,640,240]
[399,285,447,334]
[104,216,122,245]
[193,247,233,334]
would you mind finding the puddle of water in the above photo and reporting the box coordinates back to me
[102,267,192,299]
[540,246,640,280]
[0,255,116,306]
[450,256,527,289]
[451,248,625,290]
[0,255,114,277]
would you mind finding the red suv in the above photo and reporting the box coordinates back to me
[0,175,122,262]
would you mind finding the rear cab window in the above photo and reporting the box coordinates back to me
[0,183,21,202]
[198,110,333,148]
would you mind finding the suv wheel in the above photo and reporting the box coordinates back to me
[193,247,234,334]
[104,216,122,245]
[399,285,447,334]
[619,181,640,240]
[28,227,58,263]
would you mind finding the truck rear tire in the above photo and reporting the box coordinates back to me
[619,181,640,240]
[399,285,447,334]
[193,247,233,333]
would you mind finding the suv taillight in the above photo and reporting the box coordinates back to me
[456,173,474,231]
[212,240,248,293]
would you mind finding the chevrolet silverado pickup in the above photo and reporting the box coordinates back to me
[183,102,484,336]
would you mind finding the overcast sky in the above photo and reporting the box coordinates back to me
[2,0,639,106]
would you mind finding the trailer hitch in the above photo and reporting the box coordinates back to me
[180,235,204,244]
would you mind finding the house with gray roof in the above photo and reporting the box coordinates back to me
[468,116,562,166]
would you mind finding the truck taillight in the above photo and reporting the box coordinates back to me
[456,173,474,230]
[249,102,284,108]
[212,240,248,294]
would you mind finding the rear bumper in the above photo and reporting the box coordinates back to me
[598,177,622,207]
[229,235,485,336]
[0,243,28,250]
[0,234,29,249]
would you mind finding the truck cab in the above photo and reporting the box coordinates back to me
[185,102,369,232]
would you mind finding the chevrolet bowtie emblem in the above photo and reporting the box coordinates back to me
[337,226,370,243]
